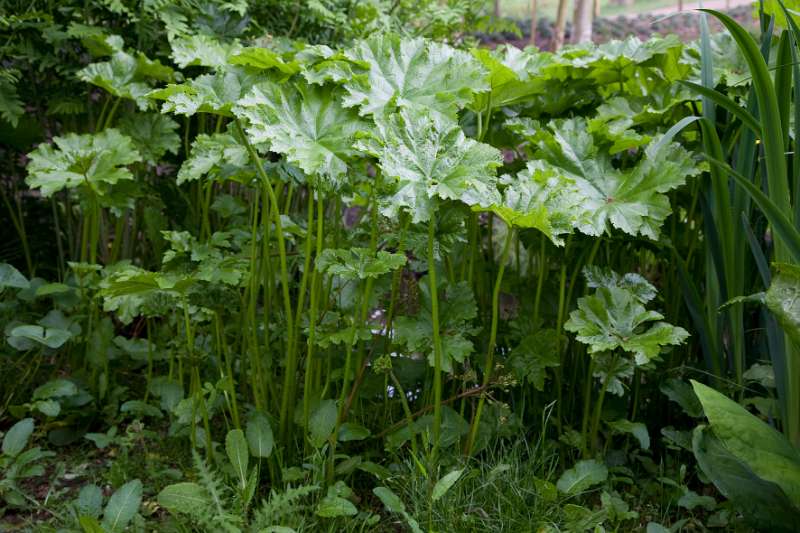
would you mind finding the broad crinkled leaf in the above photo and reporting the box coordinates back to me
[230,47,300,76]
[565,286,688,365]
[298,44,365,85]
[150,69,258,117]
[765,263,800,347]
[26,129,142,197]
[316,248,406,280]
[365,108,501,223]
[587,97,649,153]
[118,112,180,165]
[170,34,240,69]
[508,329,561,391]
[78,50,173,109]
[394,280,478,373]
[583,266,657,303]
[343,34,488,118]
[234,82,367,189]
[471,45,555,108]
[177,133,249,184]
[487,161,588,246]
[569,35,688,87]
[517,117,698,239]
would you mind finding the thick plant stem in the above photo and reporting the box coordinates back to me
[464,227,514,456]
[428,213,444,463]
[589,354,617,454]
[303,195,325,442]
[580,356,595,458]
[286,190,315,436]
[236,120,295,443]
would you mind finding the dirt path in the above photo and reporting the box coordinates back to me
[639,0,752,17]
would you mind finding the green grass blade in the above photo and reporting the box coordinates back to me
[700,12,716,122]
[671,247,721,377]
[702,10,791,260]
[774,32,793,148]
[706,156,800,263]
[777,1,800,225]
[741,212,772,286]
[680,81,760,135]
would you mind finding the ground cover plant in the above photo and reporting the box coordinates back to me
[2,0,800,531]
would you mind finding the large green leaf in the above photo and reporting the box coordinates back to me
[693,426,800,532]
[150,69,258,117]
[225,429,249,487]
[508,329,561,391]
[234,82,367,189]
[26,129,142,197]
[486,161,587,246]
[315,248,406,280]
[78,50,173,109]
[230,47,300,76]
[583,266,657,303]
[0,263,29,290]
[157,482,210,515]
[246,413,274,458]
[556,459,608,495]
[2,418,35,457]
[471,45,555,108]
[608,419,650,450]
[365,108,501,224]
[511,117,698,239]
[7,324,73,350]
[766,263,800,347]
[309,399,337,448]
[298,44,364,86]
[692,380,800,506]
[565,286,689,365]
[394,280,478,373]
[570,35,688,88]
[343,34,488,118]
[177,133,249,185]
[169,34,239,69]
[101,479,142,533]
[373,487,423,533]
[432,469,464,501]
[118,113,180,165]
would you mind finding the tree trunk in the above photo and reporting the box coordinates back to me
[553,0,571,50]
[573,0,594,44]
[530,0,538,46]
[594,0,600,18]
[494,0,501,18]
[678,0,684,11]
